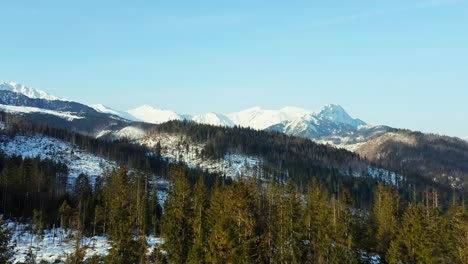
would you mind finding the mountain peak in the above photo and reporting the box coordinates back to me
[316,103,366,127]
[0,81,64,101]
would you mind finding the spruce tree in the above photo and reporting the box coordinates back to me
[163,167,193,263]
[187,177,208,264]
[373,184,401,256]
[105,167,139,264]
[305,182,332,263]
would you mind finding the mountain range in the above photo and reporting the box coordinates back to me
[1,81,468,190]
[1,81,388,146]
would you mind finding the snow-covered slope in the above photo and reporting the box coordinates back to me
[0,104,83,121]
[0,82,64,101]
[0,134,115,184]
[90,104,139,121]
[127,105,183,124]
[139,133,261,179]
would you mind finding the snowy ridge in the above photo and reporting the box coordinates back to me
[0,135,115,184]
[127,105,183,124]
[97,102,365,132]
[0,104,83,121]
[0,82,64,101]
[191,112,234,127]
[227,106,312,130]
[90,104,139,121]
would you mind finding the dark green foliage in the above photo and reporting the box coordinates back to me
[0,153,68,221]
[104,167,140,264]
[187,177,208,264]
[372,184,402,256]
[162,166,193,263]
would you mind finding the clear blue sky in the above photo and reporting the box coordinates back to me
[0,0,467,137]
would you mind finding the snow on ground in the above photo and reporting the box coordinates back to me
[0,134,115,185]
[0,104,82,121]
[368,167,404,185]
[6,222,163,263]
[140,133,262,179]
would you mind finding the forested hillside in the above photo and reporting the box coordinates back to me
[357,130,468,191]
[0,113,467,263]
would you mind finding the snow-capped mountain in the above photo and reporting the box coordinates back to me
[315,104,366,127]
[0,81,64,101]
[0,81,388,146]
[0,82,137,136]
[191,112,235,127]
[86,100,383,144]
[227,106,312,130]
[127,105,184,124]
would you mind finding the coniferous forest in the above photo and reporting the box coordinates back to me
[0,114,467,263]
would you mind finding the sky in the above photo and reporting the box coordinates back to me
[0,0,467,137]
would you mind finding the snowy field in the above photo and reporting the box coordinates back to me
[0,134,116,185]
[6,222,163,263]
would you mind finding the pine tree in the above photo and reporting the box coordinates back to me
[305,182,332,263]
[163,167,193,264]
[447,206,468,263]
[105,167,139,264]
[276,181,305,263]
[206,180,233,263]
[187,177,208,264]
[373,184,401,256]
[387,203,437,263]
